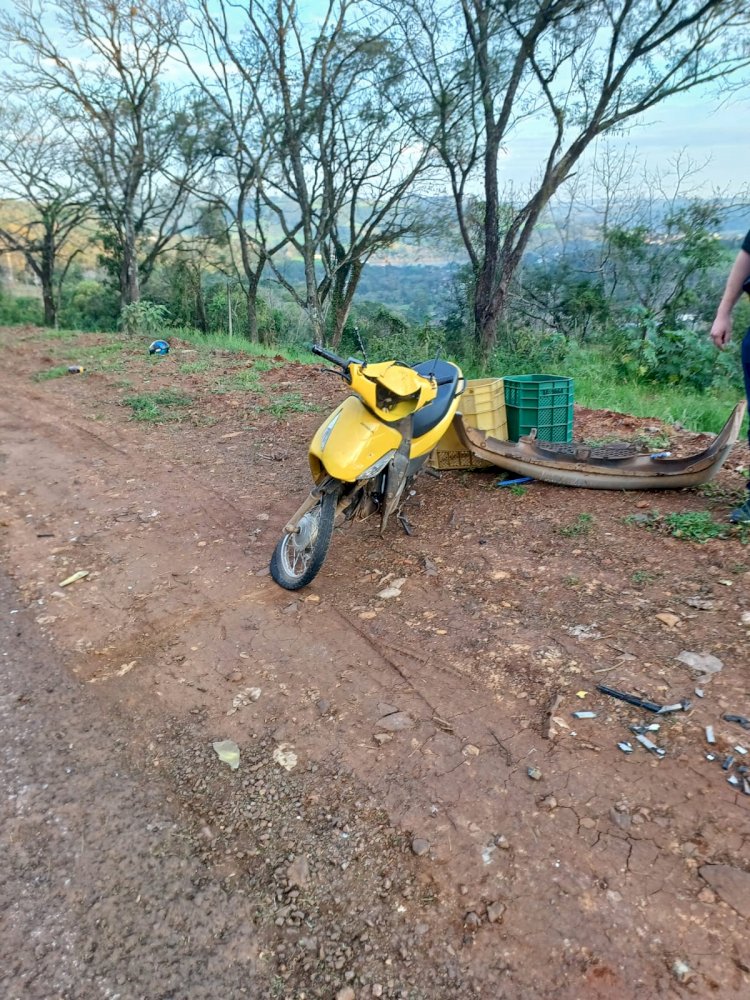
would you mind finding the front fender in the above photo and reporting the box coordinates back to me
[309,396,402,482]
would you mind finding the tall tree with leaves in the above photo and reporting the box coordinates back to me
[0,0,215,309]
[391,0,750,358]
[0,104,91,326]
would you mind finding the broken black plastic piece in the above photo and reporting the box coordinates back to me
[596,684,663,713]
[722,714,750,731]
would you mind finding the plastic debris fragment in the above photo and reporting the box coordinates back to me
[634,733,666,758]
[273,743,298,771]
[212,740,240,770]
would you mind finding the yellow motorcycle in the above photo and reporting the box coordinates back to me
[269,345,465,590]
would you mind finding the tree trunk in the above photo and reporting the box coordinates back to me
[475,237,527,359]
[40,230,57,327]
[329,260,362,350]
[41,260,56,326]
[246,287,259,343]
[120,215,140,306]
[195,276,208,333]
[244,267,265,344]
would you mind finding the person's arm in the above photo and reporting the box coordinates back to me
[710,248,750,348]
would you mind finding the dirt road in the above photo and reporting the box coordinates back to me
[1,326,749,998]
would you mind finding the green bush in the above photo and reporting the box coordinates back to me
[489,325,569,377]
[59,280,120,332]
[119,300,171,338]
[0,289,43,325]
[340,302,452,364]
[609,317,742,393]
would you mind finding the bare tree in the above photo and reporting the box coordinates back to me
[0,104,91,326]
[196,0,436,346]
[391,0,750,357]
[177,1,292,343]
[0,0,214,310]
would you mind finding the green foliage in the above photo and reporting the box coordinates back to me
[258,391,318,417]
[631,569,657,586]
[489,326,568,378]
[558,513,594,537]
[33,365,71,381]
[509,484,527,496]
[609,317,741,393]
[663,511,727,542]
[625,508,746,544]
[150,257,208,332]
[59,280,120,332]
[339,302,450,365]
[0,290,43,325]
[119,300,171,338]
[122,388,192,422]
[560,342,745,436]
[520,259,611,341]
[604,200,725,328]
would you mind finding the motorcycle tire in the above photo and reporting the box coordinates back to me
[269,489,338,590]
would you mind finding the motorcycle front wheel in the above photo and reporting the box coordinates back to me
[270,489,338,590]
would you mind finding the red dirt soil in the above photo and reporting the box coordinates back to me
[1,326,750,999]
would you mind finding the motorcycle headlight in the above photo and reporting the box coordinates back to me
[320,411,341,450]
[358,450,395,481]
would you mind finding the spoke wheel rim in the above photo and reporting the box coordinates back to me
[280,510,320,580]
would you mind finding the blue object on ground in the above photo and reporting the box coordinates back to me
[148,339,170,355]
[495,476,534,487]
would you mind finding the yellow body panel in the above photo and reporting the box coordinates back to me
[409,394,462,458]
[309,396,402,482]
[309,387,462,480]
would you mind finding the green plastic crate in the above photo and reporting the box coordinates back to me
[503,374,574,442]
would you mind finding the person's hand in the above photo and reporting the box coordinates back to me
[710,314,733,349]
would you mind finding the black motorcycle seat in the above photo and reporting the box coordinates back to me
[411,360,460,438]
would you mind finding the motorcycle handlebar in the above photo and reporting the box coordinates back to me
[311,344,350,368]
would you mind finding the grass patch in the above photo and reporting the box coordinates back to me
[228,369,263,391]
[172,327,312,365]
[558,513,594,537]
[626,509,750,544]
[122,388,192,422]
[179,359,213,374]
[631,569,658,586]
[662,511,728,542]
[33,365,73,381]
[29,327,82,342]
[559,346,745,436]
[254,391,318,417]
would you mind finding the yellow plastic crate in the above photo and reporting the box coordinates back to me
[429,378,507,470]
[460,377,507,432]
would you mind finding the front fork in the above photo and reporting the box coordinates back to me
[380,415,413,536]
[283,477,342,535]
[285,415,414,538]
